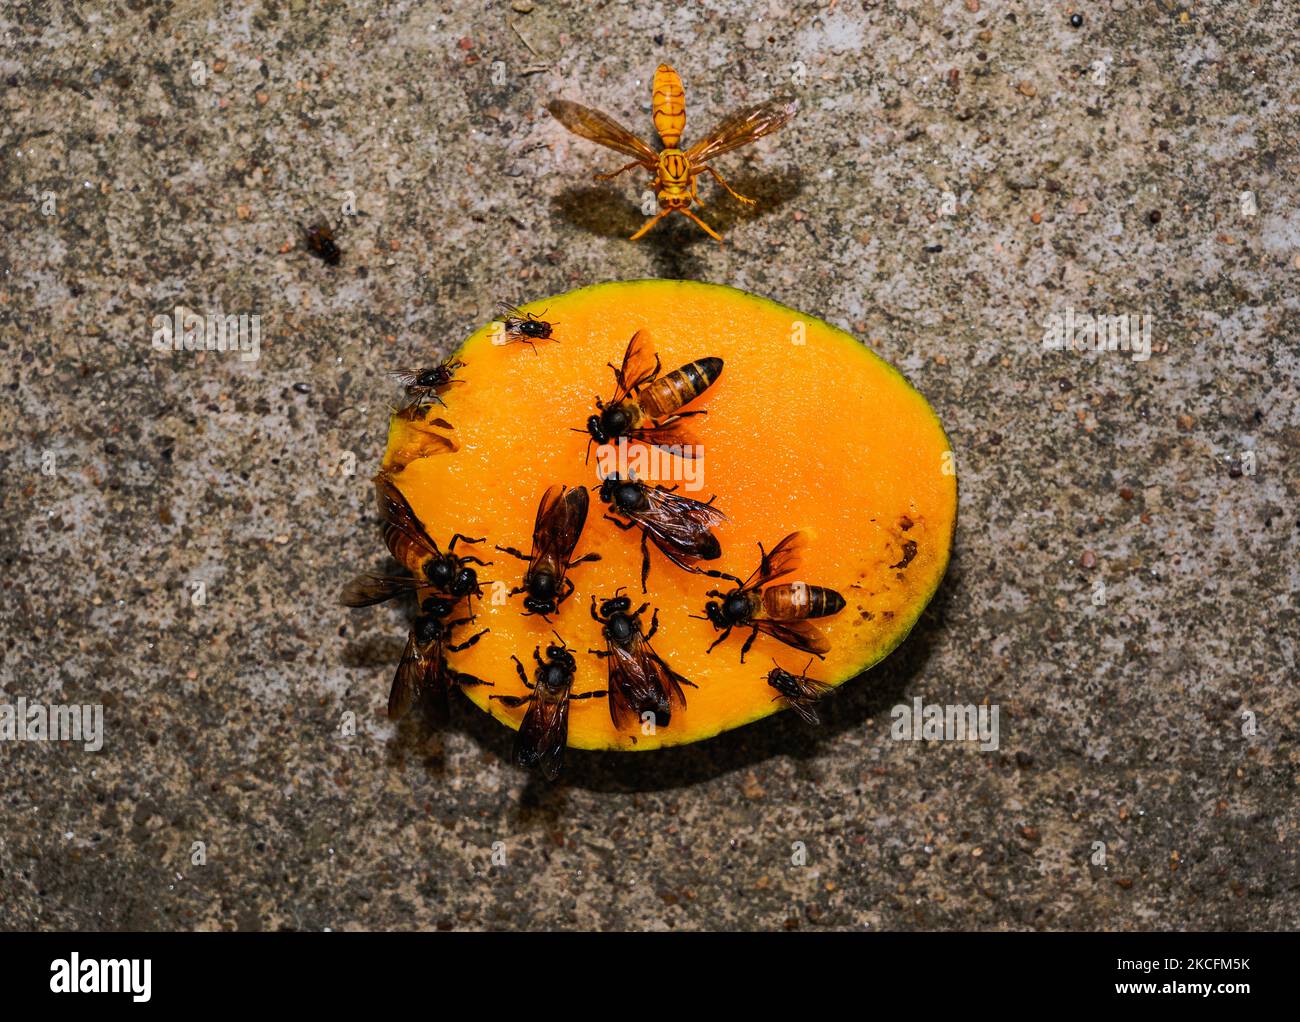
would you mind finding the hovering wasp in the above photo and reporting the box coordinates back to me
[596,473,726,592]
[303,222,341,265]
[489,634,605,780]
[766,657,834,725]
[393,359,466,416]
[582,329,722,462]
[496,484,601,617]
[590,591,694,730]
[495,302,556,352]
[388,594,491,721]
[339,474,490,611]
[697,531,846,662]
[548,63,798,241]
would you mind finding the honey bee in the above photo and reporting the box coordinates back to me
[339,474,490,611]
[589,591,694,730]
[548,63,798,241]
[496,484,601,617]
[583,329,722,462]
[697,531,846,662]
[596,473,727,592]
[496,302,556,351]
[388,594,491,721]
[303,222,341,265]
[766,657,834,725]
[393,359,465,415]
[490,635,605,780]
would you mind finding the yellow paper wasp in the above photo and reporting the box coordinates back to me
[548,64,797,241]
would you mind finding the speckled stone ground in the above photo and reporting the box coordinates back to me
[2,1,1297,931]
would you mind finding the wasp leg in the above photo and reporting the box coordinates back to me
[703,164,757,206]
[690,175,704,206]
[595,159,650,181]
[495,544,532,561]
[630,207,673,241]
[678,207,722,242]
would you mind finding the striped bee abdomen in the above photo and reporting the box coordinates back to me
[762,583,846,620]
[638,357,723,418]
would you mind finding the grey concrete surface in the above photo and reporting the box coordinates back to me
[1,0,1296,930]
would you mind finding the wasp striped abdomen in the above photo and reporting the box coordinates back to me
[652,64,686,147]
[637,357,723,419]
[762,583,846,620]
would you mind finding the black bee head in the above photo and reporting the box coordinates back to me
[523,595,557,616]
[599,594,631,617]
[413,615,442,645]
[703,601,728,629]
[421,595,454,618]
[545,644,575,671]
[453,567,479,596]
[587,415,608,444]
[597,475,620,503]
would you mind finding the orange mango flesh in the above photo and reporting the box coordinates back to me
[381,280,956,751]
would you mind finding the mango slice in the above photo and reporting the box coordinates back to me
[379,280,956,751]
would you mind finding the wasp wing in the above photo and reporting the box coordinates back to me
[548,100,660,163]
[515,695,571,780]
[612,329,659,402]
[685,96,798,164]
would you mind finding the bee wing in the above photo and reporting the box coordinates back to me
[547,100,660,163]
[684,96,798,164]
[635,486,726,560]
[515,696,570,780]
[613,329,658,401]
[388,634,429,719]
[751,617,830,657]
[630,415,705,456]
[375,474,440,568]
[530,485,590,580]
[605,636,676,728]
[741,530,807,591]
[339,573,418,607]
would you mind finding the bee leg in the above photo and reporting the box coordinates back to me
[739,627,759,663]
[705,627,732,654]
[603,514,637,531]
[570,689,607,700]
[644,608,659,641]
[568,552,601,566]
[459,555,492,567]
[594,159,647,181]
[698,567,743,584]
[678,207,723,242]
[629,208,673,241]
[454,672,492,689]
[510,656,531,687]
[589,596,604,623]
[703,164,757,206]
[587,648,611,658]
[449,628,490,652]
[448,534,486,550]
[640,531,652,593]
[495,544,533,561]
[489,694,530,707]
